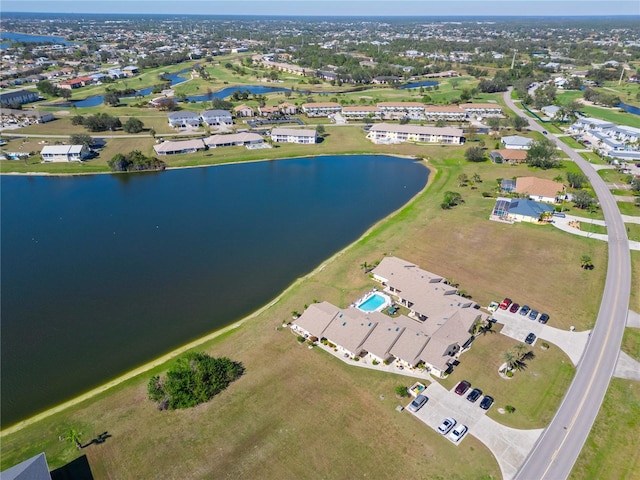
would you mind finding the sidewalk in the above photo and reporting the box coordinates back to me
[551,214,640,251]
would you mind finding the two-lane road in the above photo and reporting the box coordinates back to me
[504,89,632,480]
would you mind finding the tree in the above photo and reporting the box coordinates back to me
[567,171,587,189]
[526,138,560,169]
[123,117,144,134]
[457,173,469,187]
[441,191,463,209]
[502,351,519,371]
[104,91,120,107]
[147,352,245,410]
[465,146,487,162]
[108,150,166,172]
[466,124,478,141]
[573,189,595,209]
[580,255,594,270]
[69,134,93,148]
[472,173,482,184]
[316,125,325,137]
[83,113,121,132]
[395,385,409,398]
[511,115,529,131]
[59,89,72,100]
[487,117,502,131]
[65,427,83,449]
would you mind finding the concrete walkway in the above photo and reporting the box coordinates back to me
[627,310,640,328]
[411,382,542,480]
[493,310,590,366]
[551,214,640,251]
[614,195,637,203]
[614,350,640,381]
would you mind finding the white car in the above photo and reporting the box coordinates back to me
[447,424,468,443]
[437,417,456,435]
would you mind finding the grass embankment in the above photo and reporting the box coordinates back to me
[618,202,640,216]
[559,135,585,150]
[632,251,640,313]
[570,378,640,480]
[621,328,640,362]
[0,131,610,478]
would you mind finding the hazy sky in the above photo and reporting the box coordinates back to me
[2,0,639,16]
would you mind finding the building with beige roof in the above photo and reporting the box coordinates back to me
[153,139,205,156]
[515,176,565,203]
[460,103,503,117]
[321,308,378,357]
[423,105,467,121]
[301,102,342,117]
[366,123,463,145]
[389,329,430,367]
[204,132,264,148]
[490,149,528,164]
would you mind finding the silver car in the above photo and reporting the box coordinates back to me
[408,394,428,412]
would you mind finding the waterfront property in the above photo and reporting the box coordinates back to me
[270,127,317,144]
[490,197,555,224]
[366,123,464,145]
[204,132,264,148]
[40,144,90,162]
[233,104,254,117]
[153,139,205,155]
[292,256,483,377]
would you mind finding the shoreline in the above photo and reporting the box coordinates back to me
[0,152,423,177]
[0,158,431,436]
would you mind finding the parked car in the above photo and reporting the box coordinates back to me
[525,332,536,345]
[553,212,566,218]
[539,313,550,324]
[447,424,468,443]
[519,305,530,316]
[408,394,428,412]
[454,380,471,395]
[509,303,520,313]
[480,395,494,410]
[499,298,512,310]
[467,388,482,403]
[438,417,456,434]
[542,130,548,135]
[529,309,539,321]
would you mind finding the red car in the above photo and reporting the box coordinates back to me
[454,380,471,395]
[499,298,512,310]
[509,303,520,313]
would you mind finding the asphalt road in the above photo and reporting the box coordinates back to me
[504,89,632,480]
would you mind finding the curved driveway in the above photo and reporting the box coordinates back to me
[504,89,632,480]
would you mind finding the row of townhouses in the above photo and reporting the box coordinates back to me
[569,116,640,162]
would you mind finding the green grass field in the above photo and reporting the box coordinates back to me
[570,378,640,480]
[621,328,640,362]
[618,201,640,216]
[579,222,607,235]
[559,136,585,149]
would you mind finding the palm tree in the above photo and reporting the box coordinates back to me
[513,342,528,359]
[502,351,518,371]
[65,427,83,449]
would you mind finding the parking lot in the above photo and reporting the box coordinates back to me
[408,382,543,480]
[492,308,591,365]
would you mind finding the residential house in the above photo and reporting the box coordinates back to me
[541,105,563,119]
[490,197,555,224]
[423,105,467,122]
[377,102,425,120]
[460,103,502,117]
[123,65,139,76]
[279,102,298,115]
[41,144,90,162]
[1,452,52,480]
[233,104,254,117]
[203,132,264,148]
[366,123,463,145]
[167,111,201,128]
[200,109,233,126]
[270,127,317,144]
[515,176,565,203]
[0,89,39,106]
[153,139,205,155]
[58,78,84,90]
[258,105,280,117]
[301,102,342,117]
[501,135,533,150]
[490,149,528,164]
[341,105,381,120]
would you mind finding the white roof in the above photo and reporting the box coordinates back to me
[271,127,316,138]
[41,145,84,154]
[368,123,463,137]
[153,139,204,154]
[204,132,263,146]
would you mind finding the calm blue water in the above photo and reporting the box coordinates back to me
[0,31,76,49]
[72,69,190,108]
[0,155,429,426]
[186,85,290,102]
[398,81,439,90]
[358,293,387,312]
[618,102,640,116]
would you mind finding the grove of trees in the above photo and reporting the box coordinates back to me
[108,150,166,172]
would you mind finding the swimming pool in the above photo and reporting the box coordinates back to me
[357,292,391,312]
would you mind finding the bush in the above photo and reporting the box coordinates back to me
[147,352,244,410]
[395,385,409,397]
[506,370,514,377]
[505,405,516,413]
[297,335,305,343]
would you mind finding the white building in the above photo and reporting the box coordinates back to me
[366,123,463,145]
[41,144,90,162]
[270,127,317,144]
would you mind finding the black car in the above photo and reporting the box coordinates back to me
[479,395,494,410]
[525,332,536,345]
[539,313,550,324]
[466,388,482,403]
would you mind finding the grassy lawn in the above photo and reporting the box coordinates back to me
[579,152,608,164]
[570,378,640,480]
[618,201,640,216]
[577,105,640,129]
[579,222,607,235]
[626,223,640,243]
[439,324,575,429]
[559,136,585,150]
[621,328,640,362]
[0,121,614,477]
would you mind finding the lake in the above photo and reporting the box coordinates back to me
[0,31,77,50]
[0,155,429,426]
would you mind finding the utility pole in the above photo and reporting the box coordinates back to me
[510,50,517,70]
